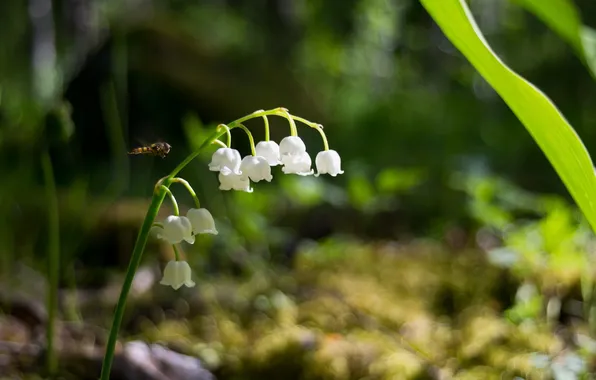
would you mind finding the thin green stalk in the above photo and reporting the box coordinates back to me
[161,186,179,215]
[168,126,230,179]
[262,115,270,141]
[280,110,298,136]
[236,124,256,156]
[213,139,227,148]
[172,177,201,208]
[290,115,319,128]
[101,126,228,380]
[99,189,167,380]
[100,107,321,380]
[100,81,129,196]
[290,116,329,150]
[220,124,232,147]
[41,150,59,377]
[172,244,181,261]
[112,26,128,138]
[313,125,329,151]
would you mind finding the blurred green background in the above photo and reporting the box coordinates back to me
[3,0,596,379]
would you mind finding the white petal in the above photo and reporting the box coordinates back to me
[255,141,282,166]
[315,149,344,177]
[218,167,253,192]
[208,148,242,174]
[279,136,307,156]
[159,216,195,244]
[240,155,273,182]
[160,260,196,290]
[281,151,313,176]
[187,208,219,235]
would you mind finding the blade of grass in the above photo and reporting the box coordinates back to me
[41,149,59,377]
[419,0,596,233]
[509,0,596,78]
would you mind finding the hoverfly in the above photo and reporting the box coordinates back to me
[127,142,172,159]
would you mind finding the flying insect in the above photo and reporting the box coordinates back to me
[128,142,172,158]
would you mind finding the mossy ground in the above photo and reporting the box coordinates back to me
[135,238,566,379]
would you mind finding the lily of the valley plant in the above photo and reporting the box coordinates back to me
[99,107,343,380]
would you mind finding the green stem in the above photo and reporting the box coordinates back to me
[290,115,319,128]
[262,115,270,141]
[168,108,288,179]
[173,244,181,261]
[161,186,179,216]
[290,116,329,150]
[100,126,228,380]
[168,126,229,179]
[219,124,232,147]
[100,107,322,380]
[99,189,167,380]
[236,124,256,156]
[313,125,330,151]
[213,139,227,148]
[100,81,129,196]
[280,110,298,136]
[41,150,59,377]
[172,177,201,208]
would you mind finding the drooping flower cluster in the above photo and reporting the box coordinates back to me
[156,208,218,245]
[153,108,343,290]
[208,119,343,192]
[154,205,218,290]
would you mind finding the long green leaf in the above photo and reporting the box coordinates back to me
[510,0,596,78]
[419,0,596,232]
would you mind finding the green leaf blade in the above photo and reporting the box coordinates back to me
[419,0,596,233]
[510,0,596,79]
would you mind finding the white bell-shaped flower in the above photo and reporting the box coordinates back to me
[187,208,218,235]
[255,141,282,166]
[208,148,242,174]
[159,260,196,290]
[315,150,344,177]
[279,136,307,156]
[156,215,195,244]
[240,155,273,182]
[281,151,314,176]
[218,167,253,192]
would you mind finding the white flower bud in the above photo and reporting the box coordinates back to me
[315,150,344,177]
[281,151,314,176]
[279,136,307,156]
[156,215,195,244]
[159,260,195,290]
[187,208,218,235]
[240,155,273,182]
[255,141,282,166]
[218,167,253,192]
[208,148,242,174]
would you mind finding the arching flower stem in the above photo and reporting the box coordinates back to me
[171,177,201,208]
[236,124,256,156]
[100,125,225,380]
[100,107,322,380]
[281,110,298,136]
[172,244,181,261]
[263,115,270,141]
[213,139,227,148]
[161,185,179,216]
[313,125,330,151]
[217,124,232,148]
